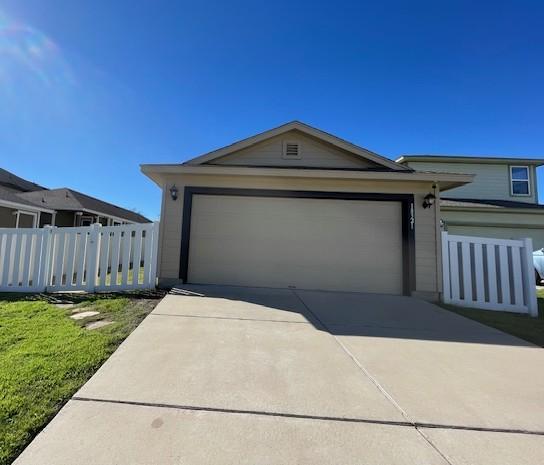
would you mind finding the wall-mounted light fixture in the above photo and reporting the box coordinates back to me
[169,185,179,201]
[422,193,436,209]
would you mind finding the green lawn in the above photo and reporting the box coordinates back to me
[441,288,544,347]
[0,292,162,465]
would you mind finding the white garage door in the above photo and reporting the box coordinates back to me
[187,195,404,294]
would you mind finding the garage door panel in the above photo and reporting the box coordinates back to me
[188,195,403,294]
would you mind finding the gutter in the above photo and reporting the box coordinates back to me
[0,199,55,214]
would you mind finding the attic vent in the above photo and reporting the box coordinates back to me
[282,141,302,159]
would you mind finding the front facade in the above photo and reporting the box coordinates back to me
[143,122,471,300]
[397,156,544,249]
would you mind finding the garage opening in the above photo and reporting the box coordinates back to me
[180,188,414,295]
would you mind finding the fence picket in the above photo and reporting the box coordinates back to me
[511,247,523,307]
[131,229,143,287]
[449,241,460,302]
[461,242,472,302]
[498,245,510,305]
[1,234,13,287]
[486,245,498,305]
[51,232,66,287]
[441,232,451,303]
[109,230,121,287]
[75,232,88,287]
[12,233,23,286]
[473,243,485,304]
[20,233,33,287]
[63,232,77,287]
[98,230,110,288]
[120,230,132,287]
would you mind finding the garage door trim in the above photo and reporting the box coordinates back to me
[180,187,416,295]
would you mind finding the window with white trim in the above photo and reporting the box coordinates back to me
[510,166,530,196]
[282,140,302,159]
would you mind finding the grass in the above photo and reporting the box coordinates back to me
[0,291,163,465]
[440,288,544,347]
[104,266,145,286]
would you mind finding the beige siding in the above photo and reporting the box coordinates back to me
[211,131,380,169]
[443,209,544,249]
[188,196,403,294]
[407,161,537,204]
[0,206,17,227]
[158,174,439,296]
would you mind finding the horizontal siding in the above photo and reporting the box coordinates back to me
[414,193,437,291]
[407,161,537,204]
[211,131,379,169]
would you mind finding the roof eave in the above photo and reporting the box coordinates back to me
[140,164,473,190]
[0,198,56,214]
[441,204,544,214]
[397,155,544,166]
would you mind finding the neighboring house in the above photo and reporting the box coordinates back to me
[0,168,150,228]
[396,156,544,249]
[142,121,472,301]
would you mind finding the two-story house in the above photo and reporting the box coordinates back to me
[396,156,544,249]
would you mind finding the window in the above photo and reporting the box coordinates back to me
[282,140,302,159]
[510,166,530,196]
[80,216,94,226]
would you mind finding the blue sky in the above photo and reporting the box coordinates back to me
[1,0,543,219]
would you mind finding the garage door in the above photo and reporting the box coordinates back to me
[187,195,404,294]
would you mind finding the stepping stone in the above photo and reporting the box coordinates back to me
[85,320,114,330]
[70,311,99,320]
[55,304,76,310]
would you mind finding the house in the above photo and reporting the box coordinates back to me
[396,156,544,249]
[0,168,150,228]
[142,121,472,301]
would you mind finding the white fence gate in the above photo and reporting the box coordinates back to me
[442,232,538,316]
[0,222,159,293]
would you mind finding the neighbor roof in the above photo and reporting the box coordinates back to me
[441,197,544,210]
[184,121,411,171]
[396,155,544,166]
[0,186,55,212]
[17,188,150,223]
[0,168,47,192]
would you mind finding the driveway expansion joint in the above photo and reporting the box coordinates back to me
[70,397,544,436]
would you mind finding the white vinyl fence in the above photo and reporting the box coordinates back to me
[0,222,159,293]
[442,232,538,316]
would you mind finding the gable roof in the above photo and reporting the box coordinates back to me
[17,188,150,223]
[396,155,544,166]
[0,168,47,192]
[184,121,410,171]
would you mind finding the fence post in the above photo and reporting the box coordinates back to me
[522,237,538,317]
[149,221,160,288]
[38,226,54,290]
[86,224,101,292]
[441,231,451,304]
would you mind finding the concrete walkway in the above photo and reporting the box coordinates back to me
[14,286,544,465]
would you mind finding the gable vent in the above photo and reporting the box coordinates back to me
[282,141,302,159]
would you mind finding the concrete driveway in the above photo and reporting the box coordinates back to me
[15,286,544,465]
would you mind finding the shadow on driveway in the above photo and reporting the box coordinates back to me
[170,284,535,347]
